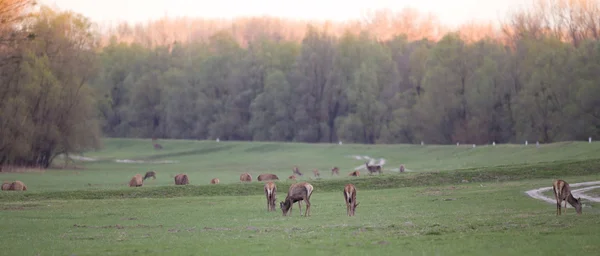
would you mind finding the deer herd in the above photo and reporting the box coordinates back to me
[123,165,584,217]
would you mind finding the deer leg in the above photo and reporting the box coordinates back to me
[304,197,311,217]
[298,201,302,216]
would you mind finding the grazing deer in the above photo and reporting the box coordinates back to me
[257,173,279,181]
[280,182,313,217]
[174,174,189,185]
[348,170,360,177]
[129,174,143,187]
[552,179,582,215]
[288,175,297,181]
[143,171,157,180]
[264,181,277,212]
[153,143,163,150]
[240,172,252,182]
[292,166,303,176]
[313,169,320,178]
[210,178,220,184]
[331,167,339,175]
[344,184,359,216]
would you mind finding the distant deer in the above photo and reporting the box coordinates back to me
[292,166,303,176]
[174,174,189,185]
[280,182,313,217]
[257,173,279,181]
[129,174,143,187]
[399,164,405,173]
[153,143,163,150]
[264,181,277,212]
[331,167,339,176]
[210,178,220,184]
[552,179,582,215]
[312,169,320,178]
[143,171,157,180]
[288,175,297,181]
[349,170,360,177]
[240,172,252,182]
[365,162,382,175]
[344,184,359,216]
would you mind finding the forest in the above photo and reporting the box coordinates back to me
[1,0,600,167]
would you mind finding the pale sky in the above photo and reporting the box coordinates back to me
[40,0,531,27]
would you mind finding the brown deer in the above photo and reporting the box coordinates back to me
[280,182,313,217]
[143,171,157,180]
[240,172,252,182]
[292,166,303,176]
[344,184,359,216]
[365,162,382,175]
[257,173,279,181]
[349,170,360,177]
[552,179,582,215]
[129,174,143,187]
[312,169,320,178]
[288,175,297,181]
[264,181,277,212]
[331,167,339,176]
[399,164,405,173]
[1,182,11,191]
[174,174,189,185]
[210,178,220,184]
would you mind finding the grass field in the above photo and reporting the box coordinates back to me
[1,138,600,255]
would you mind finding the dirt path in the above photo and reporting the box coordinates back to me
[525,181,600,207]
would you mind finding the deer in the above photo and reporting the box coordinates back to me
[292,166,303,176]
[331,167,339,175]
[280,182,313,217]
[288,175,297,181]
[399,164,405,173]
[210,178,220,184]
[344,184,359,216]
[552,179,582,215]
[174,174,189,185]
[312,169,320,178]
[153,143,163,150]
[129,174,143,187]
[143,171,157,180]
[348,170,360,177]
[264,181,277,212]
[365,162,382,175]
[240,172,252,182]
[257,173,279,181]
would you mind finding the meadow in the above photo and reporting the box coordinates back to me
[1,138,600,255]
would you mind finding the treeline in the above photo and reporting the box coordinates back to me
[2,0,600,168]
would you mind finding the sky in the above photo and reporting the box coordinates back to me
[40,0,532,27]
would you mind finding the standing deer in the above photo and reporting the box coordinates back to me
[552,179,582,215]
[399,164,405,173]
[143,171,157,180]
[264,181,277,212]
[280,182,313,217]
[331,167,339,175]
[365,162,382,175]
[292,166,303,176]
[312,169,320,178]
[344,184,359,216]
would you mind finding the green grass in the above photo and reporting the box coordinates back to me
[1,138,600,255]
[1,138,599,192]
[1,177,599,256]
